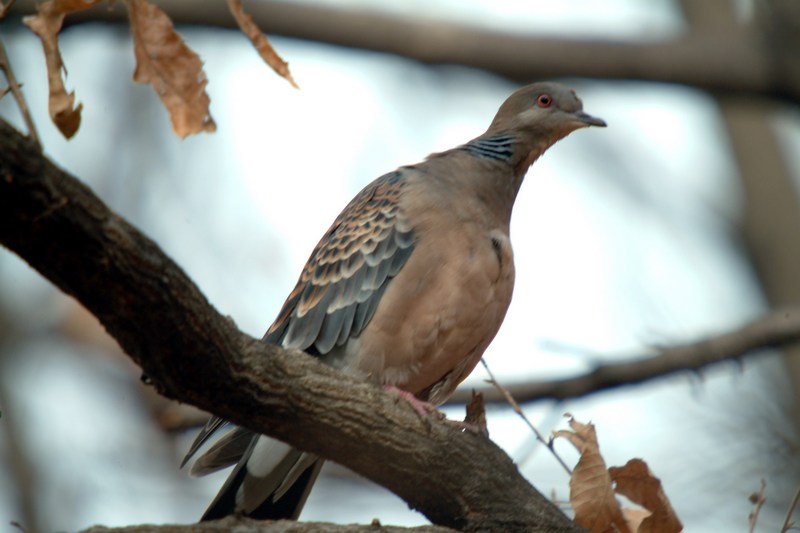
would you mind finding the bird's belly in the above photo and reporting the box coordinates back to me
[353,229,515,404]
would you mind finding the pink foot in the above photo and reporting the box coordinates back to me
[383,385,440,418]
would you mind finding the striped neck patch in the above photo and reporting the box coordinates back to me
[458,133,515,162]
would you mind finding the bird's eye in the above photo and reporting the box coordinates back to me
[536,94,553,108]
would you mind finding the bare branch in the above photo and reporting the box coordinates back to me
[455,307,800,404]
[13,0,797,103]
[782,486,800,533]
[480,358,572,475]
[80,516,456,533]
[0,35,40,147]
[748,479,767,533]
[0,118,584,532]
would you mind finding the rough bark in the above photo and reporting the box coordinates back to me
[0,118,585,533]
[80,517,456,533]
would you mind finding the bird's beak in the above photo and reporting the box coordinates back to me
[573,110,607,128]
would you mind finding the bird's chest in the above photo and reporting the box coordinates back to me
[357,218,516,401]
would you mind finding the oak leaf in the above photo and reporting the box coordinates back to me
[555,416,630,533]
[609,459,683,533]
[125,0,216,138]
[623,508,652,531]
[23,0,104,138]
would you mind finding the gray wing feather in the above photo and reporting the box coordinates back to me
[265,170,414,354]
[186,170,415,489]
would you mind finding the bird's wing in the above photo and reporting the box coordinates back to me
[265,169,415,354]
[182,170,415,469]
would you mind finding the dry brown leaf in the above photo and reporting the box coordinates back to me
[609,459,683,533]
[464,390,488,436]
[555,416,631,533]
[23,0,104,138]
[623,508,652,531]
[125,0,216,138]
[227,0,299,89]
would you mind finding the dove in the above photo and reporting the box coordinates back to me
[183,81,606,520]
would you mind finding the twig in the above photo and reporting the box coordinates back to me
[748,479,767,533]
[781,486,800,533]
[0,36,40,148]
[9,521,30,533]
[480,358,572,475]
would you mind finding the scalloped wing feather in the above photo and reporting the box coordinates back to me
[264,170,415,354]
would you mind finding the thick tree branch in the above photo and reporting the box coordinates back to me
[0,118,584,532]
[81,516,456,533]
[12,0,799,103]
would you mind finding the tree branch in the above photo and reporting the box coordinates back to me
[0,118,584,532]
[13,0,798,103]
[80,516,456,533]
[456,307,800,404]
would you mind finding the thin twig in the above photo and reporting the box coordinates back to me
[781,486,800,533]
[0,36,41,148]
[9,521,30,533]
[480,358,572,475]
[748,479,767,533]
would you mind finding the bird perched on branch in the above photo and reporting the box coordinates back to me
[182,81,606,520]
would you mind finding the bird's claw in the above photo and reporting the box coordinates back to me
[383,385,441,419]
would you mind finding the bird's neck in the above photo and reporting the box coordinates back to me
[420,131,549,228]
[459,130,551,177]
[458,130,550,202]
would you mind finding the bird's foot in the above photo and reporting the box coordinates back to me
[383,385,443,419]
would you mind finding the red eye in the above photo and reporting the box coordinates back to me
[536,94,552,108]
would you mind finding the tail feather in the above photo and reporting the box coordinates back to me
[190,426,254,476]
[249,459,323,520]
[193,432,324,521]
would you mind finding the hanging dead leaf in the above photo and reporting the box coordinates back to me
[623,508,652,531]
[125,0,216,138]
[23,0,104,138]
[609,459,683,533]
[554,416,630,533]
[226,0,299,89]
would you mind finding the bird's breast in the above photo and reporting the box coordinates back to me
[352,221,515,404]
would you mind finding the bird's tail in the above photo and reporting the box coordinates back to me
[184,424,323,520]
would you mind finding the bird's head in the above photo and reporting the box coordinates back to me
[488,82,606,146]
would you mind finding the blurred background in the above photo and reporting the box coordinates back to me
[1,0,799,531]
